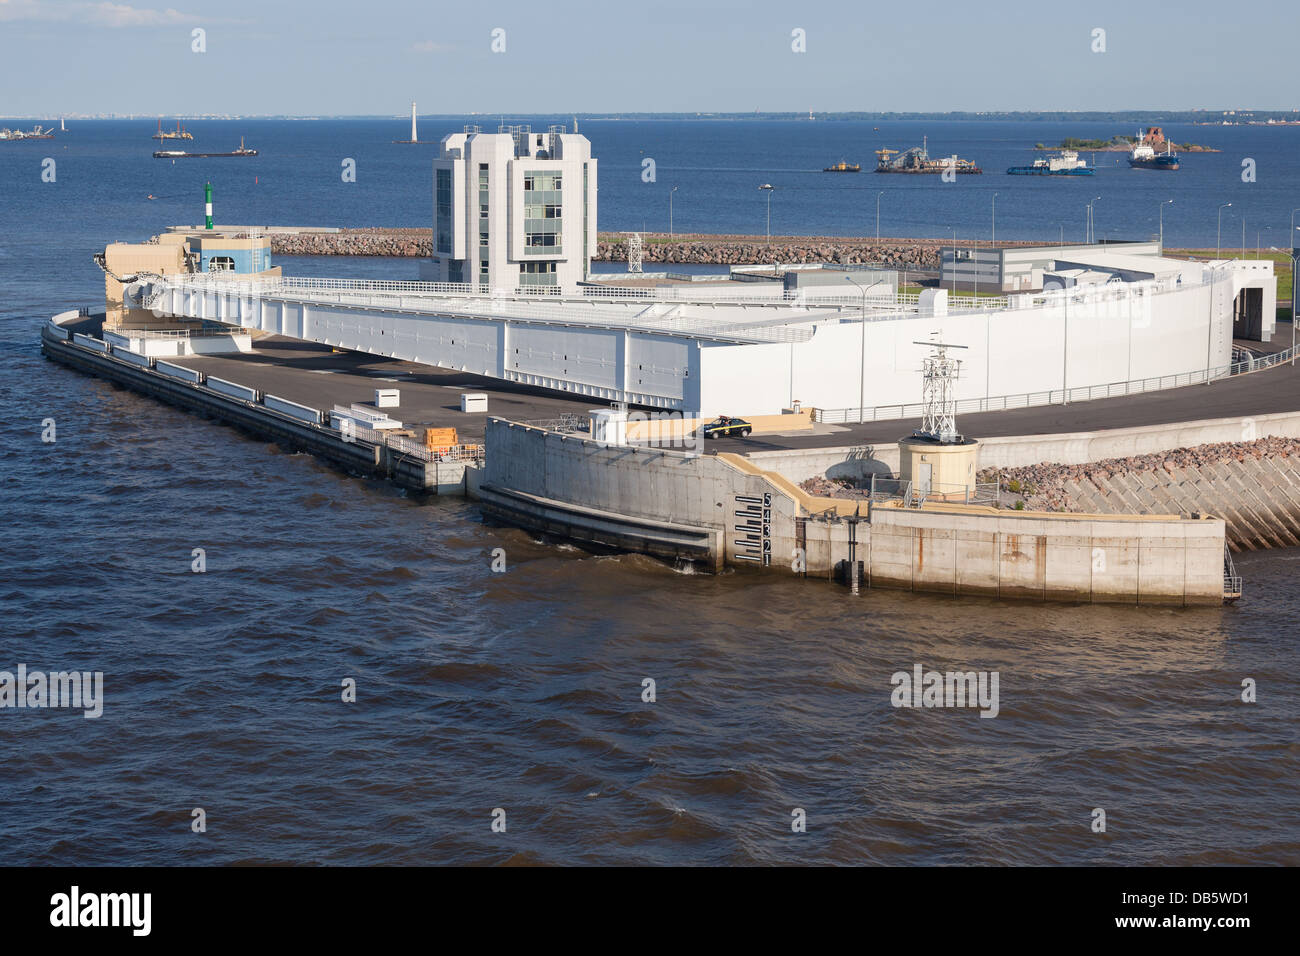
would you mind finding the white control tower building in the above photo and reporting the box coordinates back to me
[427,124,598,292]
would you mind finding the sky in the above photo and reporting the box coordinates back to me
[1,0,1297,116]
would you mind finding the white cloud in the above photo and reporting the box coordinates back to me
[0,1,202,27]
[412,39,454,54]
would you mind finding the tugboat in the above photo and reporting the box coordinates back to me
[823,160,861,173]
[1128,129,1179,170]
[1007,149,1094,176]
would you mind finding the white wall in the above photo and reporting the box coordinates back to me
[154,268,1238,418]
[697,276,1228,416]
[1229,260,1276,338]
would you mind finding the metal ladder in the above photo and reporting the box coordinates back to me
[1223,545,1243,603]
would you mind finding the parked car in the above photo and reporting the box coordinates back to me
[703,415,752,439]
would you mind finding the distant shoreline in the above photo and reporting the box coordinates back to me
[9,111,1300,123]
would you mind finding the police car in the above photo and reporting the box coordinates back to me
[702,415,753,439]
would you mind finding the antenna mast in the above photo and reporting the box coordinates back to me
[626,232,643,274]
[912,338,967,442]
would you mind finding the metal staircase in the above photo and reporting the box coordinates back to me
[1223,545,1243,603]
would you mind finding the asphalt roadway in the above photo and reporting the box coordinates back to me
[166,334,597,443]
[77,317,1300,454]
[708,328,1300,454]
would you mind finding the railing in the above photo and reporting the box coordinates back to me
[815,341,1300,425]
[1223,545,1243,598]
[104,325,243,338]
[155,262,1229,327]
[156,275,818,344]
[864,475,1001,507]
[340,420,486,465]
[522,413,589,433]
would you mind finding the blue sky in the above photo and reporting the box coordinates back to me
[1,0,1296,115]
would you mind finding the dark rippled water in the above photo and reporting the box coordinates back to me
[2,121,1298,865]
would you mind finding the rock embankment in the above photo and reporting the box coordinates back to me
[267,227,1043,270]
[978,436,1300,512]
[798,476,872,500]
[598,234,1043,271]
[271,228,432,257]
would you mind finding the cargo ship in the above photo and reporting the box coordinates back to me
[876,136,981,174]
[1129,130,1179,171]
[1007,149,1093,176]
[153,119,194,141]
[823,160,861,172]
[153,136,258,159]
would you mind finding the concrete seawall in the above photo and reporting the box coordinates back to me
[744,410,1300,487]
[41,321,470,494]
[42,312,1236,605]
[991,437,1300,552]
[479,418,1228,605]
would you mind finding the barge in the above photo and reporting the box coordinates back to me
[154,137,258,159]
[876,137,981,174]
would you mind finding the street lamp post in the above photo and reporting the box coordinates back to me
[845,275,887,423]
[759,184,774,247]
[1159,199,1173,253]
[669,185,678,238]
[986,192,998,300]
[949,227,957,295]
[876,191,883,242]
[1292,225,1300,366]
[1217,203,1232,259]
[1087,196,1101,244]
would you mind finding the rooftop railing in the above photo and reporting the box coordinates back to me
[152,263,1234,347]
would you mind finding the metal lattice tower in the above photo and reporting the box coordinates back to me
[627,233,643,274]
[913,339,967,442]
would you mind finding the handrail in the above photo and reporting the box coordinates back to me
[150,261,1232,318]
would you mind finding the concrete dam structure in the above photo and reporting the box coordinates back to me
[475,418,1230,606]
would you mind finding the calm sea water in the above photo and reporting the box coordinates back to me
[1,119,1297,865]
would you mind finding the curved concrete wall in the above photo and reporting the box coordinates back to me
[480,418,1227,605]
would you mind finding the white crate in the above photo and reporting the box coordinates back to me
[374,388,400,408]
[461,392,488,413]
